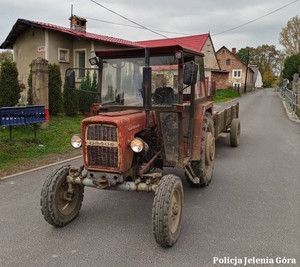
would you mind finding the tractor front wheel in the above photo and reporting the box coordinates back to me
[40,166,84,227]
[152,174,183,247]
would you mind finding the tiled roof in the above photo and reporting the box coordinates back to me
[136,34,210,51]
[1,19,142,49]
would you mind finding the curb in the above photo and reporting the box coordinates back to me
[0,155,82,181]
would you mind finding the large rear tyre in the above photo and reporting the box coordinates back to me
[40,166,84,227]
[230,118,240,147]
[152,174,183,247]
[185,113,215,187]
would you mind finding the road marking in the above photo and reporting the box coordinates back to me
[0,155,82,181]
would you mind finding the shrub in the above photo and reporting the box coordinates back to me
[63,82,78,116]
[78,71,97,114]
[0,60,20,107]
[27,64,33,105]
[48,64,62,115]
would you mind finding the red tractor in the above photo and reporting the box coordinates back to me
[41,45,240,247]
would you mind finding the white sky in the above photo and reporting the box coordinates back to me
[0,0,299,52]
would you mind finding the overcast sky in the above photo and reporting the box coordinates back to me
[0,0,299,52]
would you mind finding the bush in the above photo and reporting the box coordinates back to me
[0,60,20,107]
[63,81,78,116]
[78,71,97,114]
[48,64,62,115]
[27,64,33,105]
[282,53,300,81]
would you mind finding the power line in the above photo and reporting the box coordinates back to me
[89,0,169,39]
[85,17,190,36]
[212,0,299,36]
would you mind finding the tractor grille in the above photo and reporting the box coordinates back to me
[85,124,118,168]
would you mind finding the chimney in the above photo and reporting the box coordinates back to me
[232,48,236,55]
[69,15,87,33]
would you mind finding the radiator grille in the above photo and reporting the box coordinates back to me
[85,124,118,168]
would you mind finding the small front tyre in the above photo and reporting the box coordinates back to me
[40,166,84,227]
[152,174,183,247]
[230,118,240,147]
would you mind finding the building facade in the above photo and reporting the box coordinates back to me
[216,46,254,90]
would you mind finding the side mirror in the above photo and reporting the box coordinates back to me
[183,61,198,85]
[65,69,75,89]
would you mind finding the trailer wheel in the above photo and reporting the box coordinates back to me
[230,118,240,147]
[185,113,215,186]
[40,166,84,227]
[152,174,183,247]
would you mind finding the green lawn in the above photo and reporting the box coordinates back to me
[0,115,84,177]
[213,89,240,103]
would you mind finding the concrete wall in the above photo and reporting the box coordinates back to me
[202,38,219,70]
[14,28,45,85]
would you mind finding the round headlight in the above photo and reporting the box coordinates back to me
[130,138,144,153]
[71,135,82,148]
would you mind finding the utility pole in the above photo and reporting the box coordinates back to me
[244,48,250,94]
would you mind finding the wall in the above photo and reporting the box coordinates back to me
[14,28,45,85]
[211,71,229,90]
[202,38,219,70]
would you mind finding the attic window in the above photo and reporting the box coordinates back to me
[58,48,69,63]
[226,59,231,65]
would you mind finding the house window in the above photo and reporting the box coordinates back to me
[226,59,231,65]
[58,48,69,62]
[233,69,242,78]
[74,49,86,79]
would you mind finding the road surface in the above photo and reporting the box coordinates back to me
[0,88,299,267]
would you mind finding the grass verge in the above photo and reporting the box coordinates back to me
[213,89,240,103]
[0,115,84,177]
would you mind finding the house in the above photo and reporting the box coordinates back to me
[249,65,263,88]
[137,34,221,90]
[1,16,222,101]
[216,46,254,91]
[0,16,141,90]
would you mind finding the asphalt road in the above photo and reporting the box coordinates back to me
[0,88,299,267]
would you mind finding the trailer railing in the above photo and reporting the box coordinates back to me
[280,87,300,116]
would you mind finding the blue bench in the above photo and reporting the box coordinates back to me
[0,105,46,142]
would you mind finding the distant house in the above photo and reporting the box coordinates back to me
[137,34,221,90]
[249,65,263,88]
[216,46,254,90]
[0,16,140,89]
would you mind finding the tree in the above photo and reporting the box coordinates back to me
[0,50,13,64]
[236,47,254,65]
[48,64,62,115]
[0,60,20,107]
[282,53,300,81]
[236,45,284,86]
[78,71,97,114]
[63,81,78,116]
[279,15,300,56]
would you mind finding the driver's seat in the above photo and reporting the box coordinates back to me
[153,87,175,105]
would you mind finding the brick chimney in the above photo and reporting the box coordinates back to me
[69,15,87,32]
[232,48,236,55]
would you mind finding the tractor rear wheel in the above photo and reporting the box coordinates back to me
[230,118,240,147]
[40,166,84,227]
[152,174,183,247]
[185,113,215,187]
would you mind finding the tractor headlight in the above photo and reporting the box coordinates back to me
[71,135,82,148]
[130,138,148,153]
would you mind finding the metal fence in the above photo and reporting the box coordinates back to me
[280,87,300,116]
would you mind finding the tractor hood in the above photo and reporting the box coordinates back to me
[81,110,156,172]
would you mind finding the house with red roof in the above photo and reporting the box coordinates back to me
[0,16,141,91]
[137,34,221,90]
[1,16,223,101]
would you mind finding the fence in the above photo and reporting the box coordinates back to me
[280,87,300,116]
